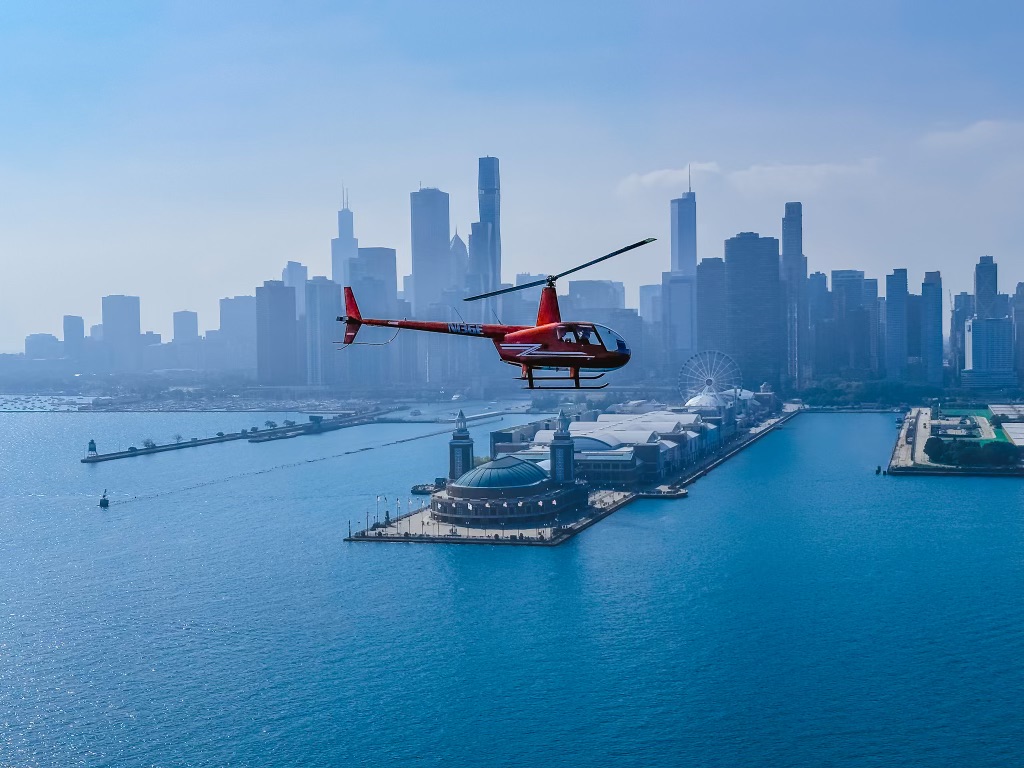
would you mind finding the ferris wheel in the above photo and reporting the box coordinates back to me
[678,350,743,402]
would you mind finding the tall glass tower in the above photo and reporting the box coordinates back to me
[469,157,501,296]
[670,191,697,275]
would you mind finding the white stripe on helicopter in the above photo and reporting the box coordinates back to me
[499,343,592,359]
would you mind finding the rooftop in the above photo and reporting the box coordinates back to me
[451,455,549,490]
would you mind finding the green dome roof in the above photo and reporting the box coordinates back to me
[452,456,549,490]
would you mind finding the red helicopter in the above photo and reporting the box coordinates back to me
[338,237,655,389]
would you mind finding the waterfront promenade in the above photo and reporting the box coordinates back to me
[346,489,635,546]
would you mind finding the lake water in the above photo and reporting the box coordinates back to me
[1,411,1022,767]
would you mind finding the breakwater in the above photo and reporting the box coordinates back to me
[81,411,388,463]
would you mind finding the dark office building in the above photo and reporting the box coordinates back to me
[256,280,299,385]
[101,294,142,373]
[696,257,727,352]
[884,269,909,381]
[921,272,944,387]
[724,232,783,390]
[781,202,808,388]
[975,256,998,319]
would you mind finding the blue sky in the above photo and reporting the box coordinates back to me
[1,1,1023,349]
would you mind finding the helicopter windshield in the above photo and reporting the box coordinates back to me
[593,324,629,354]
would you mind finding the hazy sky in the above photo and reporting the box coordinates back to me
[2,1,1023,351]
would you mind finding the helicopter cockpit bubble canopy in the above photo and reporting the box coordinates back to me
[558,323,630,355]
[593,324,630,354]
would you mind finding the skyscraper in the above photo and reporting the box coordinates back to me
[921,271,943,387]
[884,269,909,381]
[173,311,199,344]
[862,278,881,375]
[781,202,808,387]
[662,181,699,374]
[469,156,501,294]
[350,247,398,315]
[974,256,998,319]
[669,188,697,276]
[256,280,299,385]
[661,271,697,374]
[567,280,625,311]
[282,261,308,319]
[1013,283,1024,385]
[963,317,1015,387]
[101,294,142,372]
[831,270,871,373]
[449,233,469,292]
[410,187,451,317]
[217,295,257,372]
[62,315,85,359]
[305,277,342,386]
[639,285,662,323]
[951,292,975,379]
[331,192,358,286]
[695,257,727,352]
[671,195,696,276]
[724,232,783,390]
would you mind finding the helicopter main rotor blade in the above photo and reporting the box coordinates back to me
[463,237,656,302]
[464,277,548,302]
[549,237,656,282]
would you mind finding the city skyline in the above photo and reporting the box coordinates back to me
[2,1,1023,350]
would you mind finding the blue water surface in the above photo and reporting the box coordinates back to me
[1,411,1021,767]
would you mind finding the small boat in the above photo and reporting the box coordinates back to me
[875,465,881,475]
[412,477,447,495]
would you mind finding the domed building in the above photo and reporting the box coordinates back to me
[430,411,588,526]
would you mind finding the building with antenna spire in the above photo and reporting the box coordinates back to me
[331,189,359,286]
[662,172,698,375]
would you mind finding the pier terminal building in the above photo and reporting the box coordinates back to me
[430,411,588,525]
[490,409,736,488]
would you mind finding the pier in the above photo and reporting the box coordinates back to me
[888,406,1024,477]
[347,407,800,547]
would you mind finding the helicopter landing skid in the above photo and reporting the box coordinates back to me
[519,368,608,390]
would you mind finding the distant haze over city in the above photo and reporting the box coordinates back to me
[1,1,1022,351]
